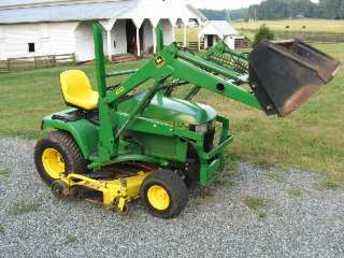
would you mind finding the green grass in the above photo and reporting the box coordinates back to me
[8,200,42,216]
[287,188,304,199]
[233,19,344,34]
[0,167,10,178]
[0,224,5,234]
[234,19,344,42]
[266,171,284,183]
[0,59,147,139]
[320,177,341,190]
[242,196,268,218]
[0,43,343,184]
[176,19,344,43]
[64,234,78,245]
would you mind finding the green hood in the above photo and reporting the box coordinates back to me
[118,92,217,125]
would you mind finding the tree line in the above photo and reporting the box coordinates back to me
[200,0,344,21]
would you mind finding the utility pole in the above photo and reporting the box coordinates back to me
[226,9,231,22]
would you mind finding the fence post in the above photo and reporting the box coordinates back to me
[7,59,10,72]
[52,55,56,67]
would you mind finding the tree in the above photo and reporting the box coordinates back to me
[246,0,323,20]
[320,0,344,19]
[199,0,344,21]
[253,25,275,47]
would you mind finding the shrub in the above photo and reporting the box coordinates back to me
[253,25,275,47]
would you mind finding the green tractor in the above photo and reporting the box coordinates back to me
[34,22,339,218]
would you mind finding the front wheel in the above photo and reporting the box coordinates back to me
[140,169,188,219]
[34,131,88,185]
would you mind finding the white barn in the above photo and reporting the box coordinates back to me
[199,20,241,50]
[0,0,207,62]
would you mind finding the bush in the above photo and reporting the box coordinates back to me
[253,25,275,47]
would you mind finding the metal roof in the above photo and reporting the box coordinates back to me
[0,0,120,8]
[0,0,204,25]
[0,0,37,7]
[0,0,135,24]
[200,20,238,38]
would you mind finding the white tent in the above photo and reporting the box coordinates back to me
[199,20,239,50]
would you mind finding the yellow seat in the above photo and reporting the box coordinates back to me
[60,70,98,110]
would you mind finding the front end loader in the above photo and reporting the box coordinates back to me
[34,22,339,219]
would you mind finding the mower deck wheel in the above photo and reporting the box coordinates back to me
[51,180,70,200]
[140,169,188,219]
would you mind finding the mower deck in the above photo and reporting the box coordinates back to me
[53,170,151,214]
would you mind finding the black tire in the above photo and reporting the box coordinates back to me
[140,169,188,219]
[51,180,70,200]
[183,145,200,189]
[34,131,88,185]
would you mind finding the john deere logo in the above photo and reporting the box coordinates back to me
[115,86,125,96]
[155,56,165,66]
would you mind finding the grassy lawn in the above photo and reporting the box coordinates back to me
[233,19,344,33]
[0,59,148,138]
[0,43,343,183]
[176,19,344,42]
[176,19,344,44]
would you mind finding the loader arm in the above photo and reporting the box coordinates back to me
[101,31,261,111]
[94,21,339,120]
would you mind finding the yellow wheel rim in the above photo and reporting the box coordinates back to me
[147,185,170,211]
[41,148,65,179]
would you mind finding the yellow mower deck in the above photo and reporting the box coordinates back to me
[55,171,151,213]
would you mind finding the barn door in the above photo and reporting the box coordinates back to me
[208,35,214,47]
[126,20,137,55]
[74,23,94,62]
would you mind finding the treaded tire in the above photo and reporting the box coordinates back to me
[34,131,88,185]
[140,169,188,219]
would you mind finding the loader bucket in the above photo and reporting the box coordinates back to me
[249,39,340,116]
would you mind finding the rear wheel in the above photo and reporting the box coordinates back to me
[34,131,88,185]
[140,169,188,219]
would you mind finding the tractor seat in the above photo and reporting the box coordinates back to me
[60,70,98,110]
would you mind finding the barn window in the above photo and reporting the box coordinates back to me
[28,43,35,53]
[113,40,116,48]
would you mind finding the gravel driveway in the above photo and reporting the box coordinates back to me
[0,137,343,258]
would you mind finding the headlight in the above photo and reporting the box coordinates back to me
[194,124,208,133]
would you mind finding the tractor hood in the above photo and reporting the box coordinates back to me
[118,92,217,125]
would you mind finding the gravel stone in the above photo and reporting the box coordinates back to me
[0,137,343,257]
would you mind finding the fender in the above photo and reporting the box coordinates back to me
[41,115,98,160]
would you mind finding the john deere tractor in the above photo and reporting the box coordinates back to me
[34,22,339,218]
